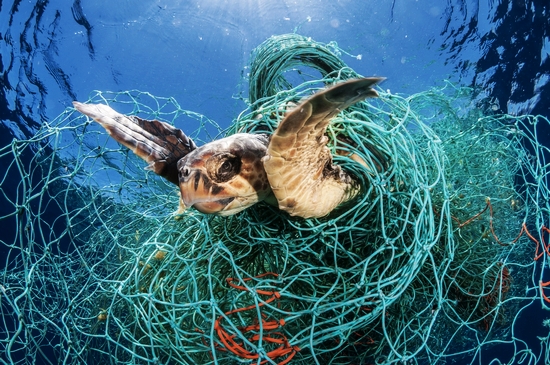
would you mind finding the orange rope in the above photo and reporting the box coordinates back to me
[523,223,543,260]
[542,226,550,257]
[540,281,550,304]
[456,199,550,305]
[536,226,550,304]
[458,198,531,246]
[457,199,489,228]
[213,273,299,364]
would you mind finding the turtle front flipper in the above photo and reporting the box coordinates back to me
[73,102,196,185]
[262,77,384,218]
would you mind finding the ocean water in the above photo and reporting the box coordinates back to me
[1,1,549,364]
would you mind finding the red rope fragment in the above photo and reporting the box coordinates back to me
[212,272,299,364]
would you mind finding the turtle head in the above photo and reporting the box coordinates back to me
[177,133,272,216]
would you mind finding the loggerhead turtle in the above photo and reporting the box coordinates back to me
[73,77,384,218]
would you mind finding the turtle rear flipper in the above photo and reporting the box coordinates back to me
[262,77,384,218]
[73,102,196,185]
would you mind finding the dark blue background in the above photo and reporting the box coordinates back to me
[1,1,549,364]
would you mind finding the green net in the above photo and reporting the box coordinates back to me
[1,34,550,365]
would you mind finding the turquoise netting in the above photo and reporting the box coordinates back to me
[1,34,549,364]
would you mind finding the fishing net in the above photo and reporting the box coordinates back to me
[1,34,550,365]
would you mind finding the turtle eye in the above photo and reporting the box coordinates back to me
[219,159,233,174]
[206,153,241,183]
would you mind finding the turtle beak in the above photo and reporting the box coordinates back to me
[191,199,236,214]
[178,169,235,214]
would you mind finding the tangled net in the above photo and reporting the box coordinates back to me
[1,34,550,365]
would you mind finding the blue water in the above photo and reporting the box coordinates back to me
[1,1,549,364]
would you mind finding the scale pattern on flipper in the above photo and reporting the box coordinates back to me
[263,77,384,218]
[74,101,196,185]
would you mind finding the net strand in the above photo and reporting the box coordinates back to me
[1,34,549,365]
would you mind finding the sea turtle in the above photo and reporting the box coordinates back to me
[73,77,384,218]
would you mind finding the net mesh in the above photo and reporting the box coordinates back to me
[1,34,549,365]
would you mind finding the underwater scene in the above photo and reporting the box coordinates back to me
[1,1,549,364]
